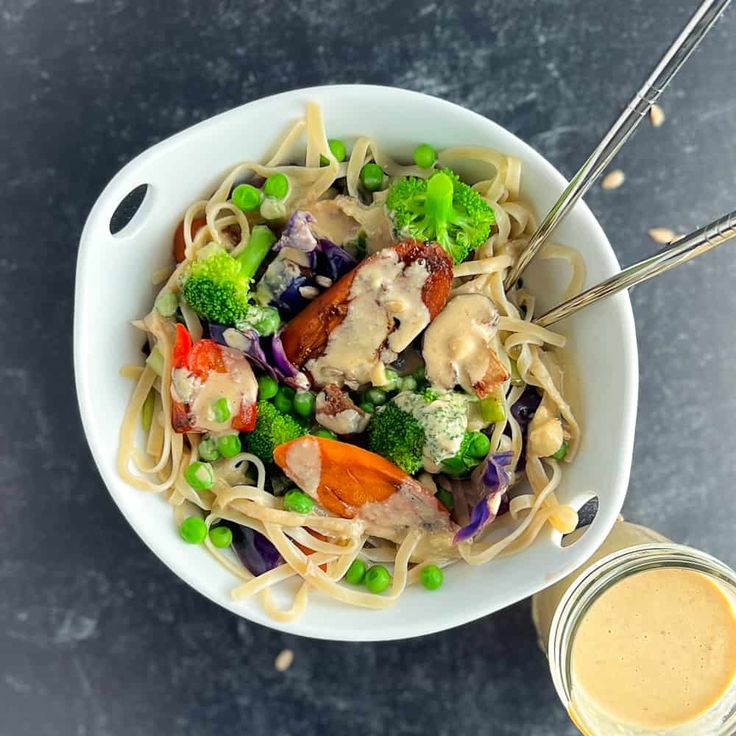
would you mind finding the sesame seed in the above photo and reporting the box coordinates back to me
[274,649,294,672]
[648,228,677,244]
[601,170,625,190]
[650,104,666,128]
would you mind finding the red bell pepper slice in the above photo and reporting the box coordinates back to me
[172,324,192,369]
[232,401,257,432]
[187,339,226,380]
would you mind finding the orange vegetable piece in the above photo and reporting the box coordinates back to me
[273,437,411,518]
[173,216,207,263]
[172,323,192,369]
[186,339,225,380]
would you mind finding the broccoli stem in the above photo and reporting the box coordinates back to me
[236,225,276,282]
[424,172,454,244]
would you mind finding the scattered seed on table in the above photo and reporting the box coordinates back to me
[601,169,625,190]
[650,104,666,128]
[274,649,294,672]
[648,227,676,244]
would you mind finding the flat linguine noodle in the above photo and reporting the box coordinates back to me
[117,102,585,622]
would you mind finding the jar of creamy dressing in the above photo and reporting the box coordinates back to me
[545,542,736,735]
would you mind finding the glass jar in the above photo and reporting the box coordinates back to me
[532,520,668,652]
[548,543,736,735]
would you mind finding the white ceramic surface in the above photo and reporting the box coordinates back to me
[74,85,638,641]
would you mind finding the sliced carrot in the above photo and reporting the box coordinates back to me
[293,529,328,572]
[273,437,410,519]
[231,400,257,432]
[172,324,192,369]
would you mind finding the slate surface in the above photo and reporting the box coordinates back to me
[1,1,735,734]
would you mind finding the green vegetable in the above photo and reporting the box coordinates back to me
[263,173,289,200]
[320,138,347,166]
[273,385,295,414]
[435,488,454,510]
[212,397,231,424]
[231,183,263,212]
[313,428,337,440]
[509,359,524,386]
[420,564,443,591]
[245,400,305,462]
[399,375,418,392]
[440,456,468,475]
[364,565,392,594]
[466,431,491,459]
[413,365,426,382]
[480,396,506,424]
[145,347,164,377]
[154,291,178,317]
[179,516,207,544]
[184,461,215,492]
[365,387,387,406]
[420,386,439,403]
[258,375,279,400]
[360,163,384,192]
[198,437,220,462]
[383,368,400,391]
[181,226,276,326]
[293,391,316,418]
[413,143,436,169]
[551,440,569,461]
[344,559,366,585]
[367,401,426,474]
[217,433,242,458]
[359,402,374,413]
[209,525,233,548]
[283,489,314,514]
[385,169,495,264]
[141,390,155,432]
[237,304,281,336]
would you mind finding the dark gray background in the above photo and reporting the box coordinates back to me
[2,1,735,734]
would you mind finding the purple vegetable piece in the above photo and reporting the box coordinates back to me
[274,212,318,252]
[274,272,312,316]
[511,385,542,465]
[207,324,278,380]
[316,238,356,282]
[454,452,513,543]
[271,328,310,390]
[229,524,282,576]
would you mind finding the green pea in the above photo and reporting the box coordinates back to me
[480,396,506,424]
[320,138,347,165]
[273,386,295,414]
[360,162,384,192]
[198,437,220,462]
[420,564,443,591]
[435,488,454,511]
[413,143,437,169]
[400,376,417,392]
[364,565,392,594]
[141,390,155,432]
[184,461,214,492]
[283,489,314,514]
[293,391,316,417]
[359,402,374,413]
[383,368,400,391]
[467,431,491,459]
[365,388,387,406]
[212,397,231,424]
[231,183,263,212]
[263,172,289,200]
[154,291,178,317]
[258,375,279,400]
[217,433,242,458]
[550,440,569,461]
[209,525,233,548]
[179,516,207,544]
[413,365,426,382]
[345,559,366,585]
[313,428,337,440]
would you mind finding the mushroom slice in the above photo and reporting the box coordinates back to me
[422,294,510,398]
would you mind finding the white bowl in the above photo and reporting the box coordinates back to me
[74,85,638,641]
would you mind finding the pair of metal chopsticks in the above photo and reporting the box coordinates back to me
[503,0,734,328]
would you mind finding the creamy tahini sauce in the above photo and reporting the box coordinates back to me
[423,294,500,396]
[284,438,321,498]
[307,249,429,387]
[571,567,736,730]
[394,391,467,470]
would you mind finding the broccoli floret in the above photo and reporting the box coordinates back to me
[245,400,305,463]
[367,401,426,474]
[385,169,495,264]
[181,226,276,327]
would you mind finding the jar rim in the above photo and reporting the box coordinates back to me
[548,542,736,734]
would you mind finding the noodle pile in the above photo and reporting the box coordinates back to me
[118,103,583,621]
